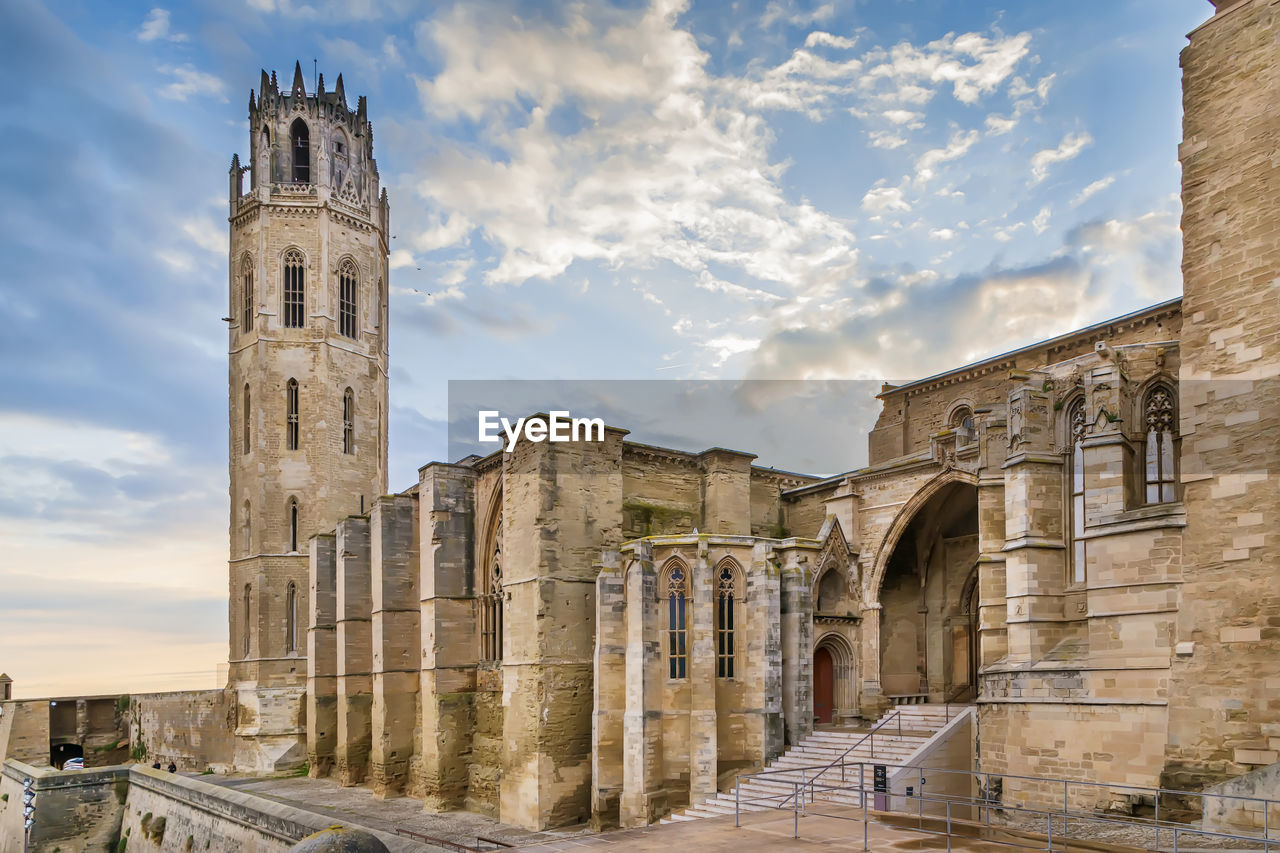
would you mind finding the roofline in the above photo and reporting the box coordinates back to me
[878,297,1182,399]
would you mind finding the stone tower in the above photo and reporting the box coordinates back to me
[1165,0,1280,792]
[226,63,389,770]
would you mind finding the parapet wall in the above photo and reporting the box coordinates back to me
[128,690,236,772]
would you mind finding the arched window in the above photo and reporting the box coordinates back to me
[241,254,254,331]
[1067,398,1087,585]
[242,501,252,556]
[376,278,384,331]
[285,581,298,653]
[716,560,741,679]
[242,384,251,454]
[286,379,299,450]
[480,512,503,661]
[951,406,975,447]
[288,498,300,553]
[665,561,689,679]
[342,388,355,455]
[816,566,847,613]
[339,259,358,339]
[1144,384,1177,504]
[283,249,305,328]
[242,583,252,657]
[290,118,310,183]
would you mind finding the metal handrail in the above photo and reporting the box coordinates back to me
[774,710,902,808]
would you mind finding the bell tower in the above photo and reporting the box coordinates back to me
[226,63,389,769]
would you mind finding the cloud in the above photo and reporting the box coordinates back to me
[860,31,1032,106]
[761,1,836,30]
[1031,131,1092,183]
[862,184,911,213]
[157,64,228,102]
[985,113,1017,135]
[869,130,907,149]
[914,129,980,184]
[137,8,188,43]
[804,31,857,50]
[1033,206,1052,234]
[1071,176,1115,206]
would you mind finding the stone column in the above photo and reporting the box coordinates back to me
[335,515,372,786]
[688,540,718,805]
[760,541,788,760]
[370,495,419,798]
[418,462,477,811]
[859,599,884,718]
[591,549,626,828]
[307,532,337,776]
[778,547,810,747]
[620,543,663,828]
[976,408,1008,671]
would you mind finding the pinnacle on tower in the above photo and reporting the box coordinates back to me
[334,73,347,110]
[270,69,278,90]
[317,72,325,98]
[249,89,256,113]
[291,60,306,98]
[260,69,270,99]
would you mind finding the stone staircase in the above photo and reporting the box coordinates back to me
[660,704,969,824]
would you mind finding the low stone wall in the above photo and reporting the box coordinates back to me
[0,759,439,853]
[887,708,976,820]
[0,702,50,767]
[128,690,235,773]
[0,759,128,853]
[1201,760,1280,840]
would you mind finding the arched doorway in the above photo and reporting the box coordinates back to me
[875,479,980,703]
[814,647,834,724]
[51,742,83,769]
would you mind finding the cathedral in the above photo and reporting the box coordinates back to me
[216,0,1278,836]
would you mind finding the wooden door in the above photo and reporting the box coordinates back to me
[814,647,834,724]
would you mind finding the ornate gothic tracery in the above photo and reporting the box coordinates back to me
[1144,384,1177,504]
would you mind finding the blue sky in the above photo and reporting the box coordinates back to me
[0,0,1207,697]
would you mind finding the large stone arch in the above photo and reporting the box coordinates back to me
[864,468,979,605]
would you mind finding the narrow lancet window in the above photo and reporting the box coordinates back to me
[1144,385,1177,504]
[242,384,251,454]
[716,563,737,679]
[667,564,688,679]
[289,498,299,553]
[285,581,298,653]
[481,517,503,662]
[339,259,358,339]
[290,118,310,183]
[283,249,305,328]
[342,388,355,455]
[286,379,300,450]
[1068,399,1087,585]
[241,254,254,331]
[242,583,252,657]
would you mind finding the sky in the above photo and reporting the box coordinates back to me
[0,0,1208,698]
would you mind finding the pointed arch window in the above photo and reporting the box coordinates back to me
[290,118,310,183]
[241,255,254,331]
[285,581,298,653]
[951,406,975,447]
[286,379,300,450]
[283,249,305,328]
[288,498,300,553]
[666,563,689,679]
[1144,384,1177,504]
[339,259,358,339]
[1067,398,1087,585]
[480,512,503,662]
[242,583,252,658]
[342,388,355,455]
[242,384,251,455]
[716,561,741,679]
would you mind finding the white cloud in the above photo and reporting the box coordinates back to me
[157,65,228,102]
[1071,176,1115,206]
[930,228,957,240]
[1031,131,1092,183]
[985,113,1017,135]
[181,218,223,254]
[868,131,907,149]
[761,1,836,30]
[137,8,188,43]
[915,129,979,184]
[861,31,1032,106]
[862,184,911,213]
[883,109,923,125]
[1032,206,1052,234]
[805,31,858,50]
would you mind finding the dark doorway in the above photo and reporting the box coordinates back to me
[814,647,834,724]
[51,742,82,769]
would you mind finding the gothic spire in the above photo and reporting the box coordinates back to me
[291,60,306,98]
[334,74,347,110]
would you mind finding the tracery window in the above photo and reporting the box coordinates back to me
[285,581,298,653]
[667,563,688,679]
[480,513,503,662]
[241,254,254,331]
[286,379,300,450]
[716,562,739,679]
[1144,384,1177,504]
[242,384,251,454]
[342,388,355,455]
[290,118,310,183]
[338,259,358,339]
[288,498,300,553]
[283,249,305,328]
[951,406,975,447]
[1067,398,1087,585]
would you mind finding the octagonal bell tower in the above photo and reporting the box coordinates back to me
[226,63,389,770]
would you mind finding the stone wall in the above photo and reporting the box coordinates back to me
[129,691,235,773]
[1,760,127,853]
[0,701,50,767]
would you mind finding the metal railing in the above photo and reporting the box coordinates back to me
[393,828,514,851]
[775,710,902,809]
[734,758,1279,852]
